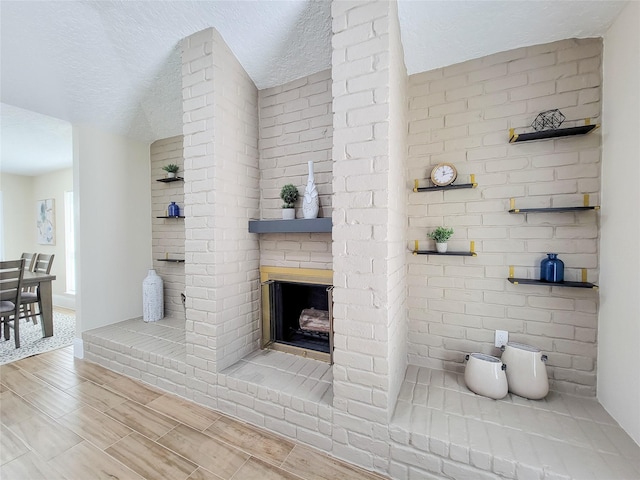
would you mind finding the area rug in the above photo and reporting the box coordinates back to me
[0,311,75,365]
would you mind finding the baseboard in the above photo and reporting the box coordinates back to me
[74,338,84,359]
[54,294,76,310]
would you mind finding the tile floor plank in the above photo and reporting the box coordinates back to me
[0,450,66,480]
[0,424,29,466]
[65,380,128,412]
[205,415,295,465]
[0,367,47,395]
[282,446,388,480]
[233,457,306,480]
[146,393,221,431]
[49,440,145,480]
[187,467,225,480]
[0,390,42,427]
[58,405,133,450]
[32,365,86,390]
[8,411,83,461]
[106,432,198,480]
[105,375,164,405]
[157,423,249,479]
[65,360,122,385]
[22,383,86,418]
[104,400,179,440]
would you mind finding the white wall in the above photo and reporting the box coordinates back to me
[0,173,33,259]
[74,125,151,333]
[599,1,640,445]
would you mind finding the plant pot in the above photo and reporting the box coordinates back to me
[436,242,448,253]
[282,208,295,220]
[167,172,176,178]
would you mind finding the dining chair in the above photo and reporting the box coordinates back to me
[20,254,55,325]
[21,252,37,272]
[0,259,25,348]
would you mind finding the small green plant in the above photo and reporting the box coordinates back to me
[280,184,299,208]
[428,226,454,243]
[162,164,179,174]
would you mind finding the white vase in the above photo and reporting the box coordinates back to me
[302,160,319,219]
[143,269,164,322]
[464,353,508,400]
[501,342,549,399]
[167,172,176,178]
[436,242,448,253]
[282,208,295,220]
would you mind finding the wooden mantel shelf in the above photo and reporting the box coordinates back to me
[248,218,332,234]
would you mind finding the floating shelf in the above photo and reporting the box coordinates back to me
[156,177,184,183]
[507,278,598,289]
[509,123,599,143]
[413,175,477,192]
[249,218,332,234]
[157,216,185,219]
[508,196,599,213]
[412,240,477,257]
[157,258,185,263]
[508,266,597,289]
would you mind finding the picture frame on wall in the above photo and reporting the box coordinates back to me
[36,198,55,245]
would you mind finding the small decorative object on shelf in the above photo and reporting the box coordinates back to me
[531,109,565,131]
[427,226,454,253]
[168,201,180,217]
[142,269,163,322]
[302,161,320,219]
[162,163,179,179]
[430,162,457,187]
[280,184,299,220]
[540,253,564,283]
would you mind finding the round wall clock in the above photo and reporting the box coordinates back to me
[430,163,457,186]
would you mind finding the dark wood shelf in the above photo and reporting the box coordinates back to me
[508,278,598,289]
[413,250,477,257]
[249,218,332,233]
[509,124,598,143]
[413,175,477,192]
[157,259,185,263]
[415,183,477,192]
[156,216,185,219]
[156,177,184,183]
[509,206,600,213]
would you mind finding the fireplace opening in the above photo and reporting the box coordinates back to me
[271,282,330,354]
[260,267,333,362]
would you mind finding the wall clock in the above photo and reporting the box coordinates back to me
[430,163,457,186]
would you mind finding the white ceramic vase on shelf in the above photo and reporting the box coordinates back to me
[302,160,319,219]
[143,269,164,322]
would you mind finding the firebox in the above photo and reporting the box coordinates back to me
[260,266,333,363]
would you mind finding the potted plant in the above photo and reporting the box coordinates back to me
[162,163,179,178]
[280,184,299,219]
[428,226,454,253]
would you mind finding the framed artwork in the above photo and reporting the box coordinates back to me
[36,199,55,245]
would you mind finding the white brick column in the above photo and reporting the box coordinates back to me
[331,0,408,470]
[182,28,260,390]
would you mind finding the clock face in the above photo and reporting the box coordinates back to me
[431,163,457,186]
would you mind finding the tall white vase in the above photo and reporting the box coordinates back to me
[302,160,319,219]
[143,269,164,322]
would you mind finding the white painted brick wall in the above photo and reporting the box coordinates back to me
[182,28,260,374]
[151,136,185,318]
[407,38,602,395]
[258,70,334,270]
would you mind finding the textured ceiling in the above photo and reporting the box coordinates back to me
[0,0,627,176]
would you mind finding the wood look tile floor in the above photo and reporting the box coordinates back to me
[0,346,388,480]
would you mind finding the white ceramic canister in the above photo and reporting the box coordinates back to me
[500,342,549,399]
[142,269,164,322]
[464,353,508,400]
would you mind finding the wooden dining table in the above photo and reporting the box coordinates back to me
[22,271,56,337]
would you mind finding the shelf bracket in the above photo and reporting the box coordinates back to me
[414,179,419,192]
[509,265,515,279]
[414,240,419,254]
[470,174,477,187]
[470,241,475,254]
[582,268,588,283]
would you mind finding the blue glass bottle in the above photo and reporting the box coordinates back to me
[168,202,180,217]
[540,253,564,283]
